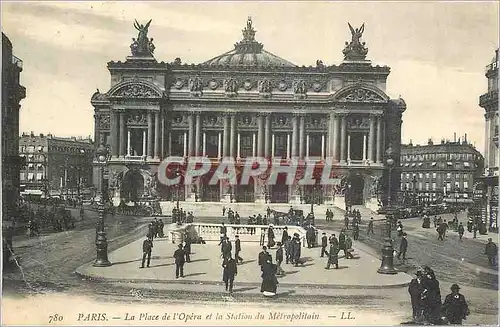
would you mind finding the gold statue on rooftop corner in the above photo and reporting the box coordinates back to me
[348,22,365,45]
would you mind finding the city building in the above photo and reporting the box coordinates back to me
[19,132,94,199]
[91,18,407,208]
[477,48,499,232]
[2,33,26,217]
[400,137,483,207]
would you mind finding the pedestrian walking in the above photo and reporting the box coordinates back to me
[397,221,404,237]
[339,230,353,259]
[473,223,478,239]
[485,238,498,267]
[320,232,328,257]
[219,222,227,243]
[408,268,425,322]
[367,217,374,235]
[344,215,349,230]
[437,223,445,241]
[397,233,408,260]
[147,222,155,239]
[442,284,469,325]
[457,222,464,241]
[291,234,302,266]
[140,236,153,268]
[267,225,275,248]
[158,219,164,238]
[353,223,360,241]
[284,236,292,264]
[329,233,339,246]
[258,246,272,270]
[221,237,232,260]
[222,256,237,293]
[260,260,278,296]
[421,266,442,325]
[173,244,185,278]
[275,242,284,275]
[325,242,339,269]
[184,235,192,263]
[222,206,226,216]
[281,227,289,245]
[234,235,243,263]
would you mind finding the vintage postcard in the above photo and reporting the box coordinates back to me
[1,1,499,326]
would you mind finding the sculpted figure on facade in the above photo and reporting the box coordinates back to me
[293,80,307,98]
[348,23,364,46]
[189,76,203,96]
[258,79,272,97]
[343,22,369,61]
[224,78,239,96]
[116,84,155,98]
[132,19,153,55]
[99,114,110,130]
[127,112,147,125]
[348,116,369,129]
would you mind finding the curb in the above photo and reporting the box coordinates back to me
[74,269,410,290]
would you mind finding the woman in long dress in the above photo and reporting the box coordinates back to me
[261,260,278,296]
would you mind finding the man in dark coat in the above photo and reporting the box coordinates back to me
[291,234,302,266]
[219,223,227,243]
[281,227,289,245]
[141,236,153,268]
[267,225,275,248]
[147,222,155,239]
[397,233,408,260]
[329,233,339,246]
[275,242,284,275]
[184,235,192,263]
[158,219,164,237]
[421,266,442,324]
[457,222,465,241]
[442,284,469,325]
[339,231,353,259]
[353,223,360,241]
[320,232,328,257]
[234,235,243,263]
[221,237,232,260]
[260,260,278,295]
[222,256,238,293]
[437,223,446,241]
[173,244,185,278]
[284,236,292,264]
[485,238,498,267]
[325,242,339,269]
[408,268,425,321]
[258,246,272,269]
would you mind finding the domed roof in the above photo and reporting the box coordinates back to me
[201,17,296,68]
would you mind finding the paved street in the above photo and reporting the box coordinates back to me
[314,211,498,290]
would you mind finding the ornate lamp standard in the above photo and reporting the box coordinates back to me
[411,175,418,206]
[378,145,397,275]
[453,186,460,231]
[93,142,111,267]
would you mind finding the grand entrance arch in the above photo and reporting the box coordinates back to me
[345,173,364,205]
[121,169,144,202]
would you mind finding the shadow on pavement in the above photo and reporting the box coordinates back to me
[112,259,142,266]
[184,272,207,277]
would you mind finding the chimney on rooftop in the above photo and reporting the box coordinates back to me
[454,132,456,143]
[428,138,433,146]
[465,133,468,143]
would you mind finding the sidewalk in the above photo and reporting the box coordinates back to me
[76,230,412,290]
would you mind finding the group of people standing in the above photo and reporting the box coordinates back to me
[408,266,469,324]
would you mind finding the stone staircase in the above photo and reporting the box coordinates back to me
[160,201,345,219]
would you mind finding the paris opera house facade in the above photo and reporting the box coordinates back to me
[91,18,406,208]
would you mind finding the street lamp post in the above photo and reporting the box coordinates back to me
[378,145,397,275]
[93,142,111,267]
[453,186,460,231]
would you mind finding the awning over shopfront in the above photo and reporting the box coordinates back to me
[20,190,43,196]
[443,198,474,204]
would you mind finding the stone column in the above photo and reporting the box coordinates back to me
[111,111,119,157]
[271,134,275,157]
[321,134,325,159]
[264,114,271,158]
[340,115,347,162]
[368,115,375,162]
[168,132,172,156]
[202,132,207,157]
[286,133,291,159]
[142,130,147,156]
[257,115,264,157]
[376,116,382,163]
[363,134,367,161]
[237,133,241,158]
[327,113,333,157]
[306,134,310,157]
[188,114,195,156]
[127,130,131,156]
[218,132,222,159]
[154,111,161,159]
[119,112,126,157]
[183,132,187,157]
[223,114,229,157]
[292,115,298,157]
[253,133,256,157]
[332,114,339,161]
[230,114,236,157]
[299,115,305,159]
[195,113,201,156]
[147,111,154,158]
[347,133,351,162]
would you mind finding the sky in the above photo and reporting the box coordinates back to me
[2,1,499,154]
